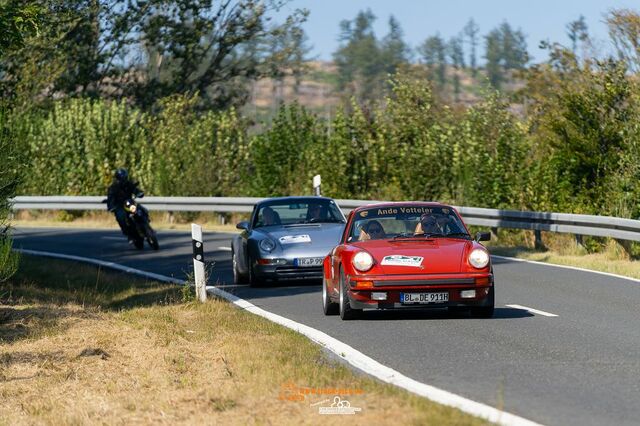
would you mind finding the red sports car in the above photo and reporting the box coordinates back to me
[322,202,494,320]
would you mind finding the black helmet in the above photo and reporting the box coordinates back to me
[114,168,128,182]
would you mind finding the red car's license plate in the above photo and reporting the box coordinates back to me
[401,292,449,304]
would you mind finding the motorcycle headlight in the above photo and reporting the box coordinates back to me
[259,239,276,252]
[128,204,137,213]
[469,248,489,269]
[352,251,374,272]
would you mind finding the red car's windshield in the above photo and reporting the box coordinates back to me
[347,205,468,242]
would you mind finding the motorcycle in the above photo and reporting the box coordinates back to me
[103,196,159,250]
[122,197,159,250]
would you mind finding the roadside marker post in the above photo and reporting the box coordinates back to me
[313,175,321,196]
[191,223,207,302]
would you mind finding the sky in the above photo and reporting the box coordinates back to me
[274,0,638,63]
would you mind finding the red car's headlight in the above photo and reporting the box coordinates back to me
[352,251,374,272]
[469,248,489,269]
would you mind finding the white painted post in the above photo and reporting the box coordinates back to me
[313,174,322,196]
[191,223,207,302]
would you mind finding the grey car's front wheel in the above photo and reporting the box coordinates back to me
[339,269,359,320]
[323,277,339,315]
[232,251,245,285]
[247,259,262,288]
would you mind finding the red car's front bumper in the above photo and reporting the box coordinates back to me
[346,273,493,310]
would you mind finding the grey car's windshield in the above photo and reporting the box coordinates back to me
[253,199,345,228]
[347,206,468,242]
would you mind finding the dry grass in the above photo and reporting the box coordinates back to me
[484,229,640,280]
[0,256,489,425]
[12,210,244,233]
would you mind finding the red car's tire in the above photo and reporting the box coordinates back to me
[322,277,339,315]
[339,268,359,320]
[470,285,495,318]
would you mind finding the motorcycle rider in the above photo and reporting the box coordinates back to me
[107,168,144,243]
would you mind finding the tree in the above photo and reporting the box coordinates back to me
[418,34,446,88]
[137,1,309,108]
[333,9,383,103]
[606,9,640,72]
[380,15,410,76]
[0,111,20,281]
[484,22,528,89]
[0,0,40,56]
[289,26,313,95]
[485,29,502,88]
[463,18,480,76]
[0,0,40,280]
[500,22,528,70]
[448,36,465,100]
[567,15,589,55]
[1,0,308,109]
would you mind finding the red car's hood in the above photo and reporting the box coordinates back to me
[352,238,471,274]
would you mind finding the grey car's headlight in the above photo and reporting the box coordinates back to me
[469,248,489,269]
[352,251,374,272]
[259,239,276,252]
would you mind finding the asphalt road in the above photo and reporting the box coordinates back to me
[11,226,640,426]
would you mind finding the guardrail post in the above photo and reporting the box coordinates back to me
[313,175,321,196]
[575,234,584,247]
[490,227,499,239]
[615,238,633,257]
[534,229,545,250]
[191,223,207,302]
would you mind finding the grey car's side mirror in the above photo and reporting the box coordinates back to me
[475,231,491,242]
[236,221,249,231]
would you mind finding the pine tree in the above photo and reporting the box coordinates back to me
[418,34,447,88]
[380,15,410,76]
[485,29,502,88]
[463,18,480,76]
[567,15,589,55]
[333,9,383,103]
[448,36,465,100]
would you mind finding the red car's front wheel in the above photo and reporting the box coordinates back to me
[470,285,495,318]
[322,277,338,315]
[339,268,360,320]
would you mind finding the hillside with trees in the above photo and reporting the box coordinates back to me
[2,2,640,224]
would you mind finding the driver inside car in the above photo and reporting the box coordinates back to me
[261,206,281,226]
[306,204,325,222]
[414,213,443,235]
[358,220,386,241]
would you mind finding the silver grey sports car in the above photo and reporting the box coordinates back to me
[231,196,346,286]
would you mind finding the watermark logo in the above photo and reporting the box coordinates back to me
[278,381,305,402]
[317,396,362,415]
[278,382,364,402]
[279,382,364,414]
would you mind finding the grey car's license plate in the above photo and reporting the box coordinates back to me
[400,292,448,304]
[295,257,323,267]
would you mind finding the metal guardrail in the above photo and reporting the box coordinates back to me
[10,196,640,242]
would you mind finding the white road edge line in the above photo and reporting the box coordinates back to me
[505,304,558,317]
[15,248,542,426]
[216,246,232,251]
[492,255,640,284]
